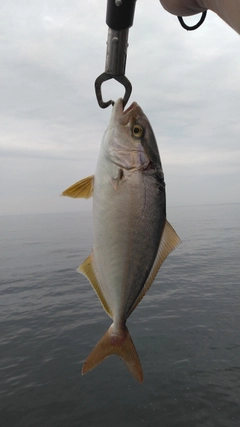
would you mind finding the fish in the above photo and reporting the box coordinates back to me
[62,98,181,383]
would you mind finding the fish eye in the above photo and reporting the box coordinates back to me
[132,124,143,139]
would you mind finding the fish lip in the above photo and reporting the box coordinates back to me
[112,98,139,126]
[123,101,138,115]
[113,98,138,116]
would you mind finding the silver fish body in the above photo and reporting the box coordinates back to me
[62,99,180,382]
[93,100,165,324]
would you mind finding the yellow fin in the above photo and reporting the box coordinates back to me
[78,253,112,318]
[82,324,143,383]
[128,220,181,316]
[61,175,94,199]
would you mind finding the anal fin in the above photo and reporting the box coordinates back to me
[78,253,112,318]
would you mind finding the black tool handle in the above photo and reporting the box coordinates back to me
[106,0,136,31]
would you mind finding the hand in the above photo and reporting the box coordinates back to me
[159,0,207,16]
[160,0,240,34]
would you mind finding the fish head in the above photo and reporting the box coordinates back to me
[104,98,162,171]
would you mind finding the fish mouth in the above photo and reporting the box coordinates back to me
[123,101,138,115]
[112,98,139,125]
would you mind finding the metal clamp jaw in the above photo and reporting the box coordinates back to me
[95,0,136,109]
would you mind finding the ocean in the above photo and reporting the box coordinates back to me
[1,204,240,427]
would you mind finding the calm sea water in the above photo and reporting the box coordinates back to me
[1,204,240,427]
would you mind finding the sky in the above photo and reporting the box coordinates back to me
[1,0,240,215]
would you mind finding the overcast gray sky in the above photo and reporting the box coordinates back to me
[1,0,240,215]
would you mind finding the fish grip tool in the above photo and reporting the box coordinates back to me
[95,0,136,109]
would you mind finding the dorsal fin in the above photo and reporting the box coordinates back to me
[78,253,112,318]
[61,175,94,199]
[127,220,181,317]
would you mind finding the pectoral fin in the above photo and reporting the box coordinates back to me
[111,168,124,191]
[61,175,94,199]
[78,253,112,318]
[127,220,181,317]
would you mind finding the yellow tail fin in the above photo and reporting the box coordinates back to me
[82,324,143,383]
